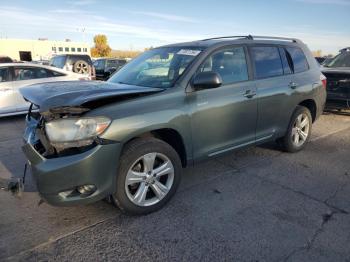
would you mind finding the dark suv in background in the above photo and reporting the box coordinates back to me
[21,35,326,215]
[322,47,350,110]
[50,54,96,80]
[93,58,127,80]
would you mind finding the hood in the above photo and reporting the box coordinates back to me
[20,81,165,112]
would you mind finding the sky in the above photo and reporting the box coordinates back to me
[0,0,349,55]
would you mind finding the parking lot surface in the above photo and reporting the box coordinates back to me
[1,112,350,261]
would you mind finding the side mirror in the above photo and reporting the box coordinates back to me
[192,71,222,90]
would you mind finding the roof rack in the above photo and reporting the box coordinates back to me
[201,35,299,43]
[201,35,253,41]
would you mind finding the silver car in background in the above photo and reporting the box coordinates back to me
[0,63,89,117]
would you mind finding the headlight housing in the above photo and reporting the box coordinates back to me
[45,117,111,149]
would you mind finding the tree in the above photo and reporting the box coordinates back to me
[91,34,111,57]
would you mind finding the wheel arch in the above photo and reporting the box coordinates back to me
[122,128,188,168]
[298,99,317,122]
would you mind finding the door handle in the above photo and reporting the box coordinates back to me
[289,82,298,89]
[243,90,256,99]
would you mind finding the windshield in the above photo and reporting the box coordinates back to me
[108,47,202,88]
[324,52,350,68]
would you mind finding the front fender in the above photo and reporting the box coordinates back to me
[100,109,192,160]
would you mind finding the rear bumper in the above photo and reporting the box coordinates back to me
[22,141,122,206]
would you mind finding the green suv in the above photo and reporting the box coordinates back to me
[21,36,326,215]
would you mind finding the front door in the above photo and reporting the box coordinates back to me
[190,46,257,159]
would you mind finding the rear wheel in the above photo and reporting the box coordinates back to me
[111,138,182,215]
[279,106,312,152]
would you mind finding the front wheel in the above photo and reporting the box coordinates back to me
[279,106,312,153]
[111,138,182,215]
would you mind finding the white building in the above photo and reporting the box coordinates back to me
[0,38,90,61]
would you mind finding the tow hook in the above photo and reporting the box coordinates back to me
[1,163,27,197]
[7,178,24,197]
[0,177,24,197]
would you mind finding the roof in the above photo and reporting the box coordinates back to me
[0,62,77,75]
[160,35,303,49]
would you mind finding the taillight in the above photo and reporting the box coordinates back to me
[320,74,327,88]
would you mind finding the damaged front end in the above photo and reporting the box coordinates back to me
[21,104,123,206]
[20,81,164,158]
[23,104,105,159]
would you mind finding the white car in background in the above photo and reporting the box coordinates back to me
[0,63,89,117]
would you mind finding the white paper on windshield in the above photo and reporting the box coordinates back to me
[177,49,201,56]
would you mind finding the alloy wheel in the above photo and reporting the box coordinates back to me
[291,113,310,147]
[124,152,174,207]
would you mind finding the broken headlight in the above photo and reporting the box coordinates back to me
[45,117,111,149]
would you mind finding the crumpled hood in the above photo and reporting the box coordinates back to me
[20,81,165,112]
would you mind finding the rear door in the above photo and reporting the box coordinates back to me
[190,46,258,159]
[249,45,293,140]
[0,66,16,114]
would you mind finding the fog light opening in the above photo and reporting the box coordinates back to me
[77,184,96,196]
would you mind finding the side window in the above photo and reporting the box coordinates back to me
[48,69,65,77]
[251,46,283,79]
[279,47,292,75]
[286,47,309,73]
[13,67,57,80]
[14,67,37,81]
[35,68,50,78]
[50,56,66,68]
[199,47,249,85]
[0,68,9,82]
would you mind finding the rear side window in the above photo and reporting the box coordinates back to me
[279,48,292,75]
[199,46,249,85]
[251,46,283,79]
[47,69,65,77]
[286,47,309,73]
[50,56,66,68]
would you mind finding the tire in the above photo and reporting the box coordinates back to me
[279,106,312,153]
[73,60,89,74]
[111,137,182,215]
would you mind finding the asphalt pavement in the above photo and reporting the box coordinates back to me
[0,112,349,262]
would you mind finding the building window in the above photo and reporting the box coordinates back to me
[65,47,69,52]
[71,47,76,52]
[58,47,63,52]
[77,47,82,52]
[52,47,56,52]
[83,48,87,52]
